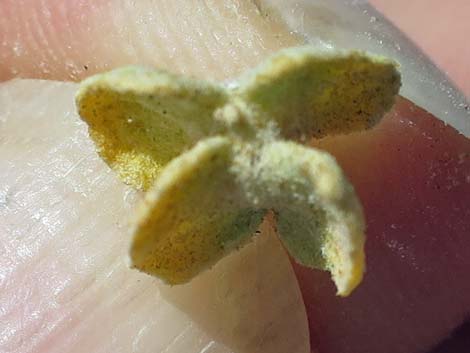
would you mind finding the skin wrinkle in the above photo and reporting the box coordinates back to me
[152,4,172,65]
[178,3,206,74]
[199,0,224,72]
[119,1,144,64]
[135,5,166,70]
[164,1,194,76]
[23,3,45,76]
[208,0,247,74]
[193,1,221,73]
[61,1,84,80]
[33,0,57,76]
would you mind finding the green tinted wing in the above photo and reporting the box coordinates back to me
[237,47,400,140]
[129,137,265,284]
[253,141,365,296]
[76,67,228,190]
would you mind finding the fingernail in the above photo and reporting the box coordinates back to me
[262,0,469,135]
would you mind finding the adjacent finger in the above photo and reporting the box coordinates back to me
[296,97,470,353]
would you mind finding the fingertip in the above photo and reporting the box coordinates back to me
[0,0,97,81]
[0,0,299,82]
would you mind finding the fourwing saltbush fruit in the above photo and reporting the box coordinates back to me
[76,46,401,296]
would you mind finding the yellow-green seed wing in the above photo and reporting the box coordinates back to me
[76,66,228,190]
[129,136,266,284]
[246,141,365,296]
[237,47,400,140]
